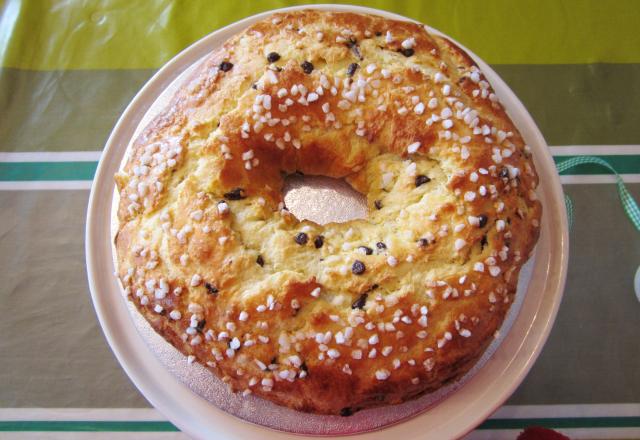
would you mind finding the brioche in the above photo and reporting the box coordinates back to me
[114,10,541,415]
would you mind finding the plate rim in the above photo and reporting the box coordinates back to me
[86,4,569,439]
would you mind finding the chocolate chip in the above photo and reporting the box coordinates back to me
[251,83,257,90]
[400,48,415,57]
[376,242,386,249]
[347,37,363,60]
[314,235,324,248]
[418,238,430,247]
[415,175,431,187]
[196,319,206,332]
[266,52,281,63]
[205,283,218,295]
[374,200,383,210]
[375,31,382,37]
[351,293,368,309]
[219,61,233,72]
[347,63,359,76]
[301,61,314,74]
[256,255,264,266]
[358,246,373,255]
[478,215,488,228]
[352,260,366,275]
[340,407,354,417]
[295,232,308,245]
[224,187,246,200]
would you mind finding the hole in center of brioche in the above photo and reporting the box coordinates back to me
[283,174,367,225]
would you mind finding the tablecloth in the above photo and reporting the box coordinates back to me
[1,0,639,438]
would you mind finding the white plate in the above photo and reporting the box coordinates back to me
[103,8,535,434]
[86,4,569,439]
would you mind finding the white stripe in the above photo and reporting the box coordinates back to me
[0,408,165,422]
[1,431,637,440]
[495,403,640,418]
[1,406,637,439]
[550,145,640,156]
[0,434,187,440]
[0,151,102,162]
[1,403,637,421]
[560,174,640,184]
[0,181,93,190]
[1,176,639,191]
[1,175,638,191]
[465,428,640,440]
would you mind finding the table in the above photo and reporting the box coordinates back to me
[1,1,639,438]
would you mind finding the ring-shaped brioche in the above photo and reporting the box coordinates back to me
[115,10,541,415]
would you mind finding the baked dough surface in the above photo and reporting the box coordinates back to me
[114,10,541,415]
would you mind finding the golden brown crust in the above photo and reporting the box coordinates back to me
[114,10,541,415]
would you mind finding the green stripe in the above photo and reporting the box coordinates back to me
[557,156,640,231]
[3,64,640,152]
[0,421,179,432]
[478,417,640,430]
[0,162,97,181]
[1,417,639,432]
[2,0,640,70]
[1,155,637,182]
[553,155,640,176]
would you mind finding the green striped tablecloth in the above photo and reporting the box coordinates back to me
[1,1,639,438]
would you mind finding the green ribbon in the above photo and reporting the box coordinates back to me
[556,156,640,231]
[563,194,574,230]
